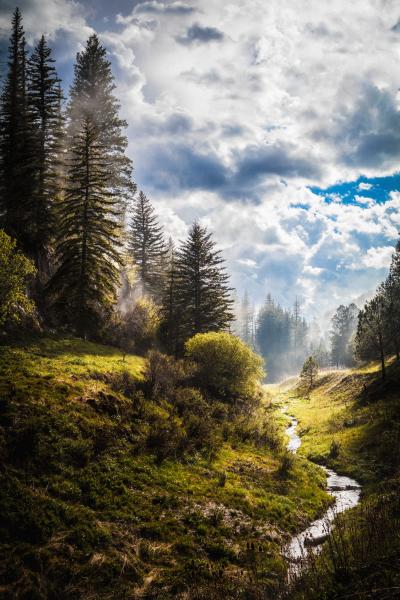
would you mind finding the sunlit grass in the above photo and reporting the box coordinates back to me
[279,360,400,484]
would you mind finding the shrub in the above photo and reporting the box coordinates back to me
[105,298,160,356]
[173,387,221,458]
[0,229,36,329]
[329,439,341,458]
[146,412,187,462]
[144,350,191,399]
[278,452,294,477]
[185,332,265,403]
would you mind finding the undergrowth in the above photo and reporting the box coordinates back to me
[0,337,330,599]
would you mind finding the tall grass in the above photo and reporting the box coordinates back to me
[287,490,400,599]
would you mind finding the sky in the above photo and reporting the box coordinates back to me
[1,0,400,321]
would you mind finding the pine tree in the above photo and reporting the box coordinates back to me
[128,191,166,298]
[330,303,358,367]
[385,240,400,360]
[27,35,64,278]
[160,238,180,354]
[49,35,133,336]
[241,291,252,344]
[175,222,233,346]
[355,294,388,380]
[300,355,319,395]
[0,8,36,253]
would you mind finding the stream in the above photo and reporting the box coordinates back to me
[284,414,361,565]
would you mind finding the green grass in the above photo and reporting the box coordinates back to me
[0,337,333,599]
[271,360,400,486]
[273,360,400,599]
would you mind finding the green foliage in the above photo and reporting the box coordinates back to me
[144,349,190,399]
[355,238,400,380]
[106,298,160,356]
[0,337,333,598]
[27,34,64,275]
[300,355,319,393]
[128,191,166,299]
[159,239,180,355]
[355,293,389,381]
[0,229,36,327]
[49,34,134,336]
[185,331,265,402]
[330,303,358,368]
[329,439,340,458]
[172,223,234,348]
[256,294,309,382]
[278,451,294,477]
[0,8,37,255]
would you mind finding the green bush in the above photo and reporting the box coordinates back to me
[144,350,191,399]
[0,229,36,329]
[329,439,341,458]
[146,411,187,462]
[185,332,265,403]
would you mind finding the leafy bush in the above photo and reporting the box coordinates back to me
[278,451,294,477]
[0,229,36,329]
[146,411,187,462]
[185,332,265,403]
[105,298,160,356]
[144,350,191,399]
[329,439,341,458]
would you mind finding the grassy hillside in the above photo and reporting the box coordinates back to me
[0,338,330,599]
[280,360,400,487]
[277,360,400,599]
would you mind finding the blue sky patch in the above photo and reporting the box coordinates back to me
[310,174,400,205]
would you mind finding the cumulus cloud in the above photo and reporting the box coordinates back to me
[134,142,228,193]
[349,245,394,270]
[134,1,194,16]
[0,0,93,44]
[176,23,224,45]
[3,0,399,319]
[103,0,400,317]
[233,142,321,187]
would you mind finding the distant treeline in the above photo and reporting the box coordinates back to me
[237,294,310,382]
[237,240,400,381]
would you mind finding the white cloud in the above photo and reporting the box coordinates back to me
[0,0,93,45]
[3,0,400,321]
[349,245,394,270]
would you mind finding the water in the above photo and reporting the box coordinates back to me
[284,414,361,563]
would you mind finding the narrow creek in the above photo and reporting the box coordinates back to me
[284,413,361,565]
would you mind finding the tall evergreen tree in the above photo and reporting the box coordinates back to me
[175,222,233,345]
[128,191,166,298]
[385,240,400,359]
[355,293,388,380]
[27,35,64,278]
[330,303,358,367]
[159,238,180,355]
[0,8,36,252]
[240,291,252,345]
[49,35,133,336]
